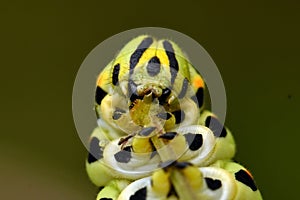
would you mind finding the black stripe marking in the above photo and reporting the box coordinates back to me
[128,79,143,102]
[178,78,189,99]
[205,177,222,190]
[118,135,133,145]
[167,185,178,198]
[112,63,120,85]
[139,127,156,136]
[150,150,158,159]
[114,146,132,163]
[174,162,191,169]
[205,116,227,137]
[184,133,203,151]
[87,137,103,164]
[191,87,204,108]
[129,102,135,110]
[147,56,161,76]
[159,132,178,140]
[172,110,185,124]
[235,170,258,191]
[163,40,179,85]
[158,88,171,105]
[99,198,113,200]
[95,86,107,105]
[112,108,126,120]
[130,37,153,74]
[129,187,147,200]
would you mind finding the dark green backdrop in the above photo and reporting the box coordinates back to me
[1,1,299,199]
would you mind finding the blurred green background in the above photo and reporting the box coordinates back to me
[1,1,299,199]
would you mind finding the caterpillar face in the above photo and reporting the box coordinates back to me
[95,35,204,134]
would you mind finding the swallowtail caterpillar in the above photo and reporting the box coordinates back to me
[86,35,262,199]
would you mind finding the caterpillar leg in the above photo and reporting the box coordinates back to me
[117,161,262,200]
[175,161,263,200]
[86,126,163,185]
[117,167,176,200]
[86,124,134,187]
[143,110,236,166]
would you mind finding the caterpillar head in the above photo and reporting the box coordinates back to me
[105,66,201,135]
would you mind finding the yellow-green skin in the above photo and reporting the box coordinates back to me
[86,35,262,200]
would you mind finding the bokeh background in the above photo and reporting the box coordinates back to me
[1,1,299,199]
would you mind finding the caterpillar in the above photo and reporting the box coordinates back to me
[86,35,262,199]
